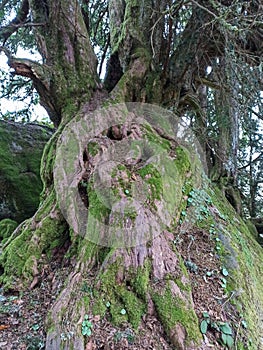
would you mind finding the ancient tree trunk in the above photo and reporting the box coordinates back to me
[1,1,263,350]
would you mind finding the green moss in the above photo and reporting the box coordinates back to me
[40,132,59,195]
[79,240,98,263]
[174,147,191,175]
[92,298,107,317]
[87,141,100,156]
[145,72,162,103]
[0,225,32,280]
[132,260,151,300]
[87,180,111,221]
[143,125,171,152]
[0,122,46,222]
[0,190,67,287]
[118,287,146,328]
[138,163,162,200]
[82,295,90,310]
[202,184,263,349]
[152,284,202,345]
[0,219,18,243]
[109,298,128,326]
[245,220,258,240]
[91,259,147,328]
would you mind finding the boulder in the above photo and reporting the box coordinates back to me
[0,121,53,222]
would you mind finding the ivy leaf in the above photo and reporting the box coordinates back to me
[202,311,210,319]
[241,320,247,329]
[211,322,220,332]
[222,333,234,348]
[200,320,208,334]
[220,323,232,335]
[222,333,227,345]
[226,334,234,348]
[222,268,229,277]
[32,324,40,331]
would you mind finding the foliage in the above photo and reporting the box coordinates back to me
[200,312,235,349]
[81,315,93,337]
[238,109,263,218]
[81,0,110,76]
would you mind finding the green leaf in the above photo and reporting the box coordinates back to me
[226,334,234,348]
[120,308,126,315]
[82,328,87,335]
[241,320,247,329]
[86,328,92,337]
[200,320,208,334]
[220,323,232,335]
[222,268,229,277]
[222,333,234,348]
[202,311,210,319]
[222,333,227,345]
[211,322,220,331]
[86,321,93,328]
[206,271,212,277]
[32,324,40,331]
[106,301,111,308]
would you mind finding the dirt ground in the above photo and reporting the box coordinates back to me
[0,225,240,350]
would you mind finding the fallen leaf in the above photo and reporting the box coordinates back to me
[0,325,10,330]
[85,340,94,350]
[93,315,100,322]
[30,276,39,289]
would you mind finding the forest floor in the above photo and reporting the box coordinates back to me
[0,226,240,350]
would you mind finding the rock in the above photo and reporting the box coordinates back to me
[170,323,186,350]
[0,121,53,222]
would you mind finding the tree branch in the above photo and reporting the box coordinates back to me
[238,152,263,170]
[0,0,9,13]
[0,0,29,44]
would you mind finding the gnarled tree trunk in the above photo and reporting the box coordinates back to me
[1,1,263,349]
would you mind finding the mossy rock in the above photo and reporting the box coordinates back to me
[0,121,53,223]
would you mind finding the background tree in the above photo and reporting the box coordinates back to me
[0,1,263,349]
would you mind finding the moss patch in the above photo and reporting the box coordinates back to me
[152,283,202,346]
[0,121,52,222]
[0,191,67,287]
[0,218,18,244]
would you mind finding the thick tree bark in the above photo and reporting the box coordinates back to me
[1,1,263,350]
